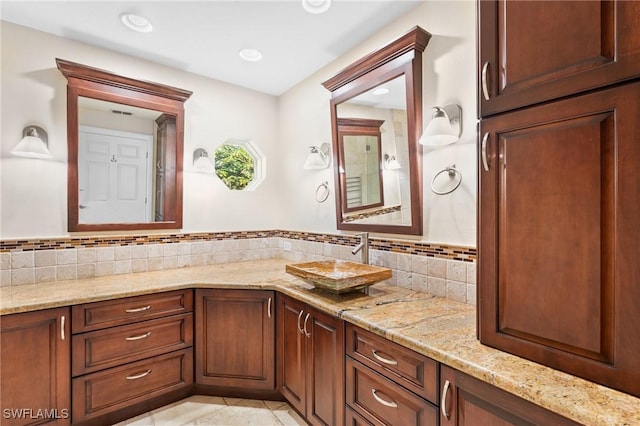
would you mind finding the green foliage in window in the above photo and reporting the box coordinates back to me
[214,144,255,190]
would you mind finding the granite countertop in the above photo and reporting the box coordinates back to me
[1,258,638,425]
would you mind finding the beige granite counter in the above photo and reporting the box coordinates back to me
[1,259,638,425]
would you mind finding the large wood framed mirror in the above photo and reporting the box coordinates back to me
[322,26,431,235]
[57,59,192,232]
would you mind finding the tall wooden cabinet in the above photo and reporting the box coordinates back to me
[1,308,70,425]
[277,294,345,426]
[195,289,276,393]
[477,0,640,398]
[478,0,640,116]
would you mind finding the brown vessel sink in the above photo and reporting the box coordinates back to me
[285,260,392,294]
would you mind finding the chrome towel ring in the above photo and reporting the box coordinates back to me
[431,165,462,195]
[316,181,330,203]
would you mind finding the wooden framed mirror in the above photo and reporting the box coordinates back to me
[322,26,431,235]
[57,59,192,232]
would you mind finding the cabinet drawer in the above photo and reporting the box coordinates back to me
[72,289,193,333]
[346,405,375,426]
[72,348,193,423]
[346,324,438,403]
[72,313,193,376]
[346,358,437,426]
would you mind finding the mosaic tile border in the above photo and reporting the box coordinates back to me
[342,205,402,223]
[0,230,476,262]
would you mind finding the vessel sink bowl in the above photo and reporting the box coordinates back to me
[285,260,392,294]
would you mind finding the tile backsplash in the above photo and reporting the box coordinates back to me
[0,230,477,305]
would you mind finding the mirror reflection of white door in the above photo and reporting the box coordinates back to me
[78,126,153,224]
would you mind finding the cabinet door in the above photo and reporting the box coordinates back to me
[1,308,71,426]
[439,365,578,425]
[478,83,640,397]
[478,0,640,116]
[277,294,307,415]
[195,289,275,390]
[306,307,345,426]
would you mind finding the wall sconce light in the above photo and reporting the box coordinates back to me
[384,154,402,170]
[419,104,462,146]
[12,126,52,158]
[304,143,330,169]
[193,148,214,173]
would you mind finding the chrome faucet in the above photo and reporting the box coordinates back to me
[351,232,369,264]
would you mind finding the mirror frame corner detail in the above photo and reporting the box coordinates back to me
[322,26,431,236]
[56,58,193,232]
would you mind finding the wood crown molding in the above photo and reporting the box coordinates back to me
[56,58,193,102]
[321,26,432,92]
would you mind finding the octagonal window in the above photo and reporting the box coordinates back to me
[214,139,265,191]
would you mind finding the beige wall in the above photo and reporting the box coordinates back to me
[1,1,477,247]
[278,0,477,246]
[1,21,281,239]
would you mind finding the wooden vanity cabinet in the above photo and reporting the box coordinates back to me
[71,290,193,424]
[345,324,438,426]
[195,289,276,395]
[277,294,345,426]
[478,0,640,116]
[439,365,579,425]
[1,307,71,426]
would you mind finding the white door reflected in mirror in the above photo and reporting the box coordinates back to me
[78,126,153,224]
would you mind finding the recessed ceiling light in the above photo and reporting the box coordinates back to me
[302,0,331,14]
[120,13,153,33]
[373,87,390,96]
[239,48,263,62]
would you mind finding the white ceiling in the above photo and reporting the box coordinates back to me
[1,0,423,96]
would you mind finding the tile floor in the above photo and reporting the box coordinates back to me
[113,396,307,425]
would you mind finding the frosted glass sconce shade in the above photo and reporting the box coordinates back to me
[419,105,462,146]
[12,126,52,158]
[384,154,401,170]
[304,143,330,169]
[193,148,214,173]
[302,0,331,14]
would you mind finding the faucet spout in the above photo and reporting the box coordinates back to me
[351,232,369,264]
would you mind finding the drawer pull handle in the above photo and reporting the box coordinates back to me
[481,61,490,101]
[125,305,151,313]
[441,379,451,419]
[303,313,311,338]
[60,315,66,341]
[371,389,398,408]
[481,132,490,172]
[268,297,272,319]
[126,369,152,380]
[371,349,398,366]
[297,310,305,335]
[125,332,152,341]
